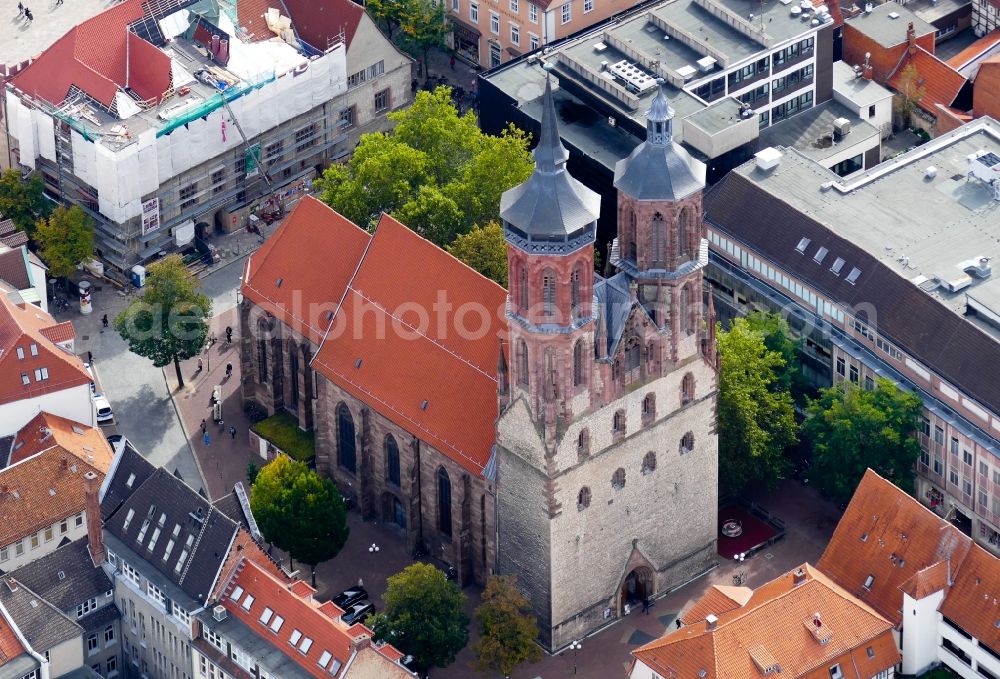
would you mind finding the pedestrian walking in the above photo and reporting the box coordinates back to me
[55,0,62,6]
[17,2,24,15]
[203,432,211,446]
[210,332,217,346]
[449,54,455,70]
[101,314,109,328]
[196,358,203,373]
[225,363,233,378]
[87,351,93,364]
[201,419,207,434]
[229,426,236,440]
[225,326,233,343]
[642,597,651,615]
[25,9,32,22]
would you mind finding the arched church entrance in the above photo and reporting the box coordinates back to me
[381,492,406,532]
[619,567,653,615]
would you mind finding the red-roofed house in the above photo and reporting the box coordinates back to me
[631,564,900,679]
[818,469,1000,677]
[0,243,48,313]
[4,0,410,272]
[194,559,413,679]
[239,197,505,587]
[0,295,93,436]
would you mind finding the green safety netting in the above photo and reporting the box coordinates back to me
[155,74,274,138]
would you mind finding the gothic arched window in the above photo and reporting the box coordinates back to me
[680,285,691,335]
[678,206,695,261]
[386,434,400,487]
[680,432,695,454]
[571,266,582,320]
[578,428,590,457]
[681,372,695,405]
[578,486,591,510]
[516,339,529,386]
[438,467,452,537]
[611,467,626,490]
[518,264,529,312]
[542,270,556,318]
[642,451,657,474]
[650,213,666,267]
[573,339,585,387]
[337,403,356,473]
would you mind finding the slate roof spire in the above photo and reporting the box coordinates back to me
[646,79,675,146]
[532,71,570,173]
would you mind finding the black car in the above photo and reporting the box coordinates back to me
[331,587,368,610]
[341,601,375,625]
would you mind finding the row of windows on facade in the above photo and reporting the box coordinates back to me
[576,433,695,510]
[0,513,83,561]
[619,209,699,267]
[457,0,589,29]
[511,264,588,320]
[691,36,815,102]
[335,402,456,538]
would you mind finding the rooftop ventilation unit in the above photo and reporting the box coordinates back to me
[864,2,873,11]
[925,166,938,179]
[610,60,658,93]
[960,256,992,279]
[755,147,783,171]
[888,11,900,18]
[677,64,698,79]
[968,150,1000,199]
[213,605,227,621]
[833,118,851,138]
[790,5,802,15]
[696,56,717,72]
[593,42,607,51]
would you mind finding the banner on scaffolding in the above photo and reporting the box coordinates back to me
[142,198,161,235]
[246,144,261,177]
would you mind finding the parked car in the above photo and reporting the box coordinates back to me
[341,601,375,626]
[331,587,368,610]
[106,434,123,445]
[93,394,114,424]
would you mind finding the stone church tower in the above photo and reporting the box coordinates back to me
[495,74,719,651]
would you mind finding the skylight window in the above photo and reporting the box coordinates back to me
[290,630,302,646]
[813,247,828,264]
[299,637,313,654]
[863,574,874,590]
[796,237,811,253]
[123,509,135,530]
[231,586,245,601]
[318,651,332,669]
[831,258,845,275]
[126,473,136,488]
[330,659,343,675]
[259,608,273,625]
[270,615,284,633]
[846,267,861,285]
[241,594,255,611]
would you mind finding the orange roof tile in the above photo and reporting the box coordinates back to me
[282,0,365,50]
[0,296,91,407]
[9,412,113,470]
[634,564,899,679]
[899,561,949,600]
[0,446,105,547]
[242,196,371,345]
[948,30,1000,70]
[210,528,291,601]
[888,47,968,115]
[681,585,753,624]
[221,560,407,678]
[39,321,76,346]
[939,545,1000,652]
[817,470,972,627]
[0,608,26,664]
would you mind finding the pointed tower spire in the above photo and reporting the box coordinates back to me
[646,79,675,147]
[533,68,570,173]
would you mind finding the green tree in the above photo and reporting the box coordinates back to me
[246,461,259,486]
[717,317,798,493]
[114,255,211,388]
[34,205,95,279]
[447,222,508,286]
[369,563,469,671]
[894,63,927,130]
[0,169,50,235]
[803,378,923,505]
[397,0,449,78]
[366,0,408,39]
[315,88,533,245]
[742,311,808,402]
[472,575,542,676]
[249,456,349,586]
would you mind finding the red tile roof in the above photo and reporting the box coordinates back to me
[220,560,409,678]
[0,608,26,665]
[39,321,76,346]
[899,561,949,600]
[236,0,279,42]
[283,0,365,50]
[242,196,371,345]
[938,544,1000,651]
[634,564,899,679]
[246,199,507,476]
[0,249,31,291]
[0,295,91,407]
[10,0,171,109]
[817,470,972,627]
[8,411,113,470]
[888,46,968,115]
[313,214,506,476]
[681,585,753,625]
[947,31,1000,70]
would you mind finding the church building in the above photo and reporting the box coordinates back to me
[494,71,720,650]
[238,69,719,653]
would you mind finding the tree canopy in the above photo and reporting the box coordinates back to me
[34,205,95,279]
[803,377,923,505]
[316,87,533,246]
[0,169,50,235]
[249,456,349,584]
[717,317,798,493]
[447,222,508,287]
[742,311,809,403]
[369,563,469,671]
[366,0,448,73]
[473,575,542,676]
[113,255,211,388]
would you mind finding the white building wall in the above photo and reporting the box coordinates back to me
[0,383,94,436]
[902,590,945,675]
[940,621,979,679]
[46,633,85,678]
[0,514,88,573]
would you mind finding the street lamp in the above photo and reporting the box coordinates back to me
[732,553,747,586]
[569,639,582,675]
[368,543,380,553]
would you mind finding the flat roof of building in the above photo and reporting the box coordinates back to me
[760,99,879,162]
[0,0,107,70]
[832,60,894,106]
[736,117,1000,336]
[844,2,936,47]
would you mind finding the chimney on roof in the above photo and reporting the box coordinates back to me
[5,578,17,592]
[83,471,104,566]
[706,614,719,631]
[793,568,807,586]
[906,22,917,53]
[863,52,873,80]
[351,634,372,650]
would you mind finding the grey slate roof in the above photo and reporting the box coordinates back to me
[0,655,39,679]
[595,272,633,357]
[8,539,112,613]
[212,491,247,530]
[0,580,81,652]
[100,443,155,520]
[500,75,600,241]
[103,466,238,603]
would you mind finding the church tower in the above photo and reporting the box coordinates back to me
[495,75,719,651]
